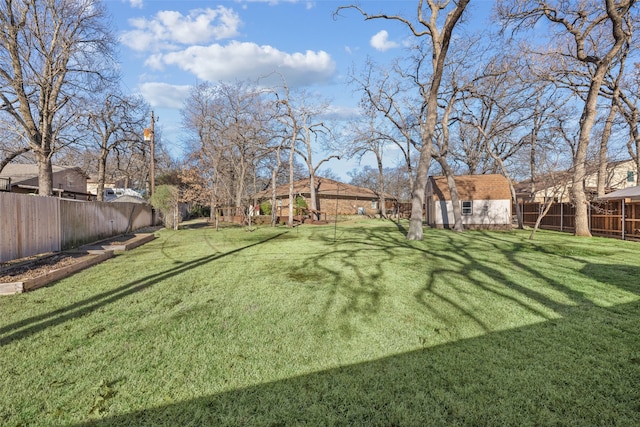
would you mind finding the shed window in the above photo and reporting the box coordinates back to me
[462,200,473,215]
[628,171,635,183]
[371,200,377,209]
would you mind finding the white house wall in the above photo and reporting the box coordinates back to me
[433,199,511,227]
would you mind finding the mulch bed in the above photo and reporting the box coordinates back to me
[0,252,94,283]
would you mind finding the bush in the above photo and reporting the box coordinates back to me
[189,205,210,218]
[149,185,180,230]
[260,201,272,215]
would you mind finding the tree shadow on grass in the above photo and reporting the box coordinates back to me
[580,263,640,296]
[75,299,640,426]
[304,224,640,340]
[0,232,289,347]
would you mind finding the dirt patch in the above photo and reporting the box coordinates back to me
[0,253,94,283]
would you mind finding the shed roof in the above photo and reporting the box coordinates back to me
[428,174,511,201]
[597,185,640,200]
[0,163,88,183]
[254,177,396,200]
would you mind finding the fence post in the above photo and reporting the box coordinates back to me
[560,202,563,232]
[622,200,626,240]
[588,202,592,233]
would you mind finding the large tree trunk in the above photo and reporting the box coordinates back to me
[572,0,631,237]
[36,150,54,196]
[407,148,431,240]
[96,148,109,202]
[406,1,469,240]
[573,74,607,237]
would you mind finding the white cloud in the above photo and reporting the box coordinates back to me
[120,6,241,52]
[370,30,399,52]
[149,41,335,87]
[126,0,143,8]
[139,82,192,109]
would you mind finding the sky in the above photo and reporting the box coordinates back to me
[107,0,494,179]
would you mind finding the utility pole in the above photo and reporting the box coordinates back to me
[149,111,155,196]
[143,111,156,197]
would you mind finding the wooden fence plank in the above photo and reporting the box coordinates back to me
[520,200,640,240]
[1,193,154,262]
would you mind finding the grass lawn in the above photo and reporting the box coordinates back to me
[1,219,639,426]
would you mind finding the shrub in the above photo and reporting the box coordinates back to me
[260,201,272,215]
[149,185,180,230]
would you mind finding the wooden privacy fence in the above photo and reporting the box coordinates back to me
[0,192,154,263]
[520,200,640,240]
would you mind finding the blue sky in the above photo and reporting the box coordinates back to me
[107,0,494,178]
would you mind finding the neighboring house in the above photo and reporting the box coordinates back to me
[253,177,397,216]
[425,174,512,230]
[515,159,638,203]
[0,164,94,200]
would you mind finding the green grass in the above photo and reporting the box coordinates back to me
[1,219,639,426]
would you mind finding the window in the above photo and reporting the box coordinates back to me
[461,200,473,215]
[627,171,635,183]
[371,200,377,209]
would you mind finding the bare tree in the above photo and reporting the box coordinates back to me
[349,58,420,193]
[274,83,340,225]
[497,0,637,237]
[181,80,273,223]
[81,92,148,201]
[0,0,116,195]
[346,107,393,218]
[285,92,341,221]
[337,0,470,240]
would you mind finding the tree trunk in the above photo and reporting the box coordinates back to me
[407,151,430,240]
[529,129,537,199]
[439,158,464,231]
[308,173,317,220]
[288,140,295,227]
[376,150,386,218]
[573,0,630,237]
[271,167,278,227]
[572,77,605,237]
[405,0,469,240]
[598,99,616,197]
[36,151,54,196]
[96,148,109,202]
[529,198,555,240]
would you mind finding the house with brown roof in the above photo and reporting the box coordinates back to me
[0,164,94,200]
[515,159,638,203]
[254,177,397,216]
[426,174,512,230]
